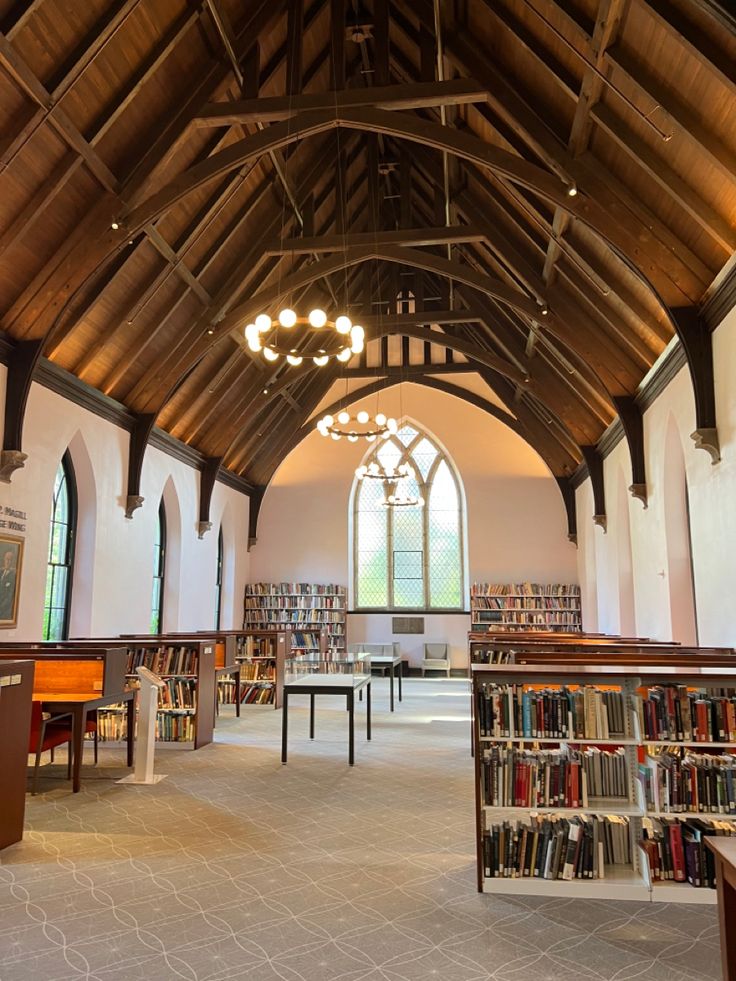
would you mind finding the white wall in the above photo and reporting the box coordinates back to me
[576,302,736,646]
[0,367,250,640]
[251,383,578,669]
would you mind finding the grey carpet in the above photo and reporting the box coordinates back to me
[0,679,722,981]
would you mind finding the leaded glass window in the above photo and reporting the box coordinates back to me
[353,423,465,609]
[150,501,166,634]
[214,526,223,629]
[43,452,76,640]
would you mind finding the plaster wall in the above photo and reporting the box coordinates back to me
[251,383,578,669]
[576,303,736,645]
[0,368,250,640]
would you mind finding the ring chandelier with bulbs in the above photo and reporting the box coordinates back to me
[316,409,398,442]
[355,462,424,508]
[244,308,364,366]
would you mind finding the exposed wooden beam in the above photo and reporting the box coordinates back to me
[205,0,244,88]
[267,225,486,253]
[286,0,304,96]
[194,79,490,124]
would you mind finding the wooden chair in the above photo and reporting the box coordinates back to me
[28,702,74,795]
[422,643,451,678]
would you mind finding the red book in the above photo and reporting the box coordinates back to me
[668,822,687,882]
[695,701,709,742]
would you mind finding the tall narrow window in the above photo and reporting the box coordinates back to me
[353,422,465,610]
[151,500,166,633]
[43,452,77,640]
[214,526,224,629]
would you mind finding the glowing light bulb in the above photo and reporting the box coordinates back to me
[313,354,329,366]
[350,324,364,343]
[375,413,386,426]
[331,432,341,441]
[366,434,376,442]
[263,346,279,362]
[385,466,395,477]
[255,313,271,332]
[351,339,364,354]
[356,410,369,424]
[338,411,350,425]
[286,353,303,366]
[308,308,327,328]
[335,315,352,334]
[387,417,398,433]
[279,308,297,327]
[337,347,352,362]
[347,433,359,443]
[356,466,367,477]
[323,415,334,427]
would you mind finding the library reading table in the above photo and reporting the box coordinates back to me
[706,838,736,980]
[281,673,371,766]
[37,690,135,792]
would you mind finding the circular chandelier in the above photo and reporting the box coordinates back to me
[381,480,424,508]
[316,409,398,442]
[244,308,364,366]
[355,461,413,480]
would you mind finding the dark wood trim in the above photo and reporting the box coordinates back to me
[580,445,606,530]
[555,476,578,545]
[672,307,720,462]
[247,485,266,549]
[613,396,647,506]
[198,456,222,537]
[701,257,736,332]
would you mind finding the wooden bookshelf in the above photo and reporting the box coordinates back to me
[471,661,736,903]
[0,661,34,849]
[244,583,344,654]
[219,629,289,710]
[470,583,581,633]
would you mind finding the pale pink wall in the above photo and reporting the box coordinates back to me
[0,371,251,639]
[576,301,736,646]
[251,383,578,668]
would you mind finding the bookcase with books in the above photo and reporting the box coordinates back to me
[97,641,215,749]
[244,583,345,655]
[216,629,290,710]
[472,662,736,903]
[470,583,581,633]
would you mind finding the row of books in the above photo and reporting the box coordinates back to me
[640,752,736,815]
[482,746,630,808]
[470,649,513,665]
[244,610,344,624]
[156,713,194,741]
[126,646,198,676]
[472,583,581,597]
[240,684,275,705]
[476,684,628,740]
[641,816,736,887]
[634,687,736,743]
[158,678,197,710]
[244,596,346,610]
[96,709,196,742]
[245,583,347,596]
[482,814,630,880]
[472,612,582,624]
[236,636,280,658]
[473,597,581,610]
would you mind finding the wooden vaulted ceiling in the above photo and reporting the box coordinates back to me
[0,0,734,499]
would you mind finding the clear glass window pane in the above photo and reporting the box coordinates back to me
[43,454,74,640]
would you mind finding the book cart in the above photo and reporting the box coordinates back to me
[471,661,736,904]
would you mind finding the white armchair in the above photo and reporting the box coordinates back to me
[422,643,451,677]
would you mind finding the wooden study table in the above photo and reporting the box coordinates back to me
[281,672,372,766]
[36,690,136,793]
[706,838,736,981]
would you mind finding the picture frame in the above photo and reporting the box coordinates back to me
[0,534,23,628]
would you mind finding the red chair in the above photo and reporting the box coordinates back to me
[28,701,74,795]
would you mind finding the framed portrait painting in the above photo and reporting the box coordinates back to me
[0,534,23,628]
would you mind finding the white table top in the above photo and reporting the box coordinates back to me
[284,673,371,690]
[355,653,402,666]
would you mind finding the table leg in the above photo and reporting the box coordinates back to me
[309,693,315,739]
[348,690,354,766]
[71,706,84,793]
[281,690,289,764]
[235,670,241,718]
[366,681,371,741]
[398,662,402,702]
[389,663,394,712]
[126,697,135,767]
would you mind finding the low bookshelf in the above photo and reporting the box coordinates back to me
[218,629,290,710]
[471,583,581,633]
[244,583,345,655]
[97,640,215,749]
[471,661,736,903]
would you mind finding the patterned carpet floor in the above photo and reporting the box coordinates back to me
[0,678,723,981]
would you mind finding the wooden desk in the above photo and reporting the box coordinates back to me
[0,661,34,848]
[706,838,736,980]
[281,673,372,766]
[36,689,135,793]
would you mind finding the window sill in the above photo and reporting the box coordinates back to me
[348,609,470,615]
